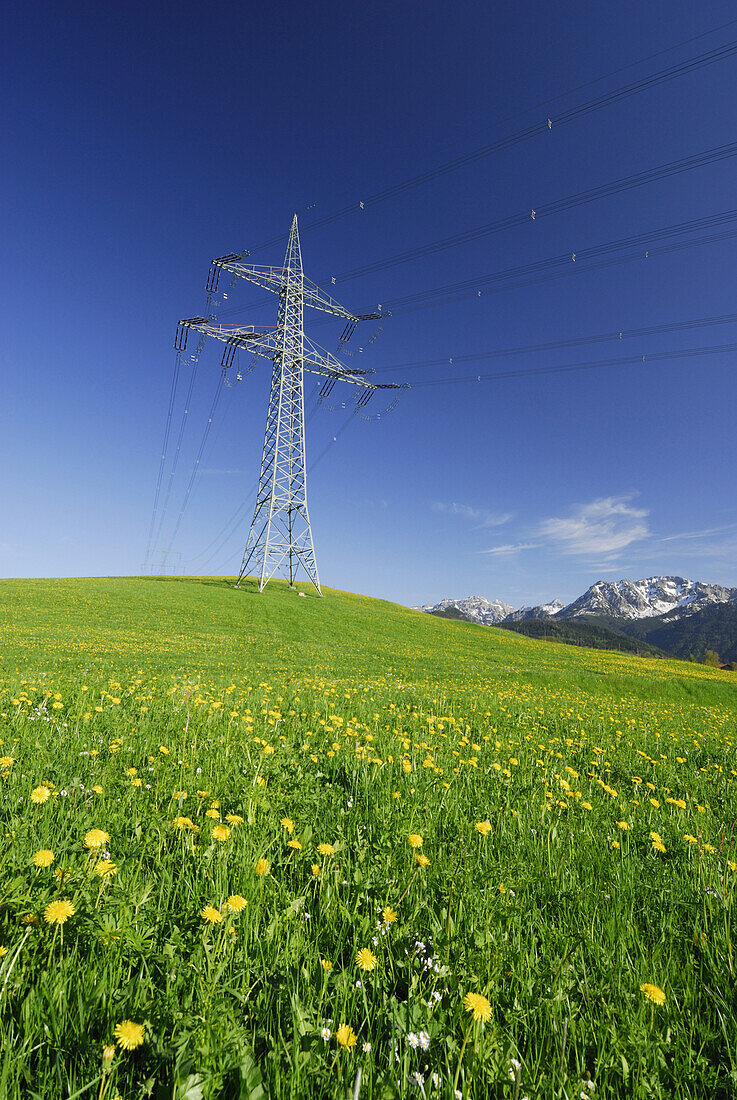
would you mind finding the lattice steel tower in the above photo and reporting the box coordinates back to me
[176,215,400,595]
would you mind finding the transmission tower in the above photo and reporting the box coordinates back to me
[176,215,402,595]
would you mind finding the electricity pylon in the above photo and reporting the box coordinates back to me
[176,215,401,595]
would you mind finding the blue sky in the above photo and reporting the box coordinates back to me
[2,0,737,607]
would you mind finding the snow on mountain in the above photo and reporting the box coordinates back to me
[417,580,737,628]
[503,599,564,623]
[558,577,737,621]
[418,595,515,625]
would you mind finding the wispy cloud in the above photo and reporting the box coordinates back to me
[482,494,650,560]
[432,501,512,528]
[481,542,538,556]
[536,495,649,557]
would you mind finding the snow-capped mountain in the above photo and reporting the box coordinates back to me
[418,578,737,626]
[416,595,515,625]
[558,577,737,621]
[504,599,564,622]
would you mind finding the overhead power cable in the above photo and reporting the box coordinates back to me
[333,139,737,282]
[239,30,737,256]
[166,368,228,550]
[144,350,182,570]
[408,339,737,388]
[374,311,737,374]
[380,206,737,314]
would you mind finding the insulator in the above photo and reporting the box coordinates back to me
[174,324,189,351]
[340,321,356,343]
[221,345,237,369]
[206,264,220,294]
[319,378,336,398]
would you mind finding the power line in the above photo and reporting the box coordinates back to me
[239,29,737,256]
[381,206,737,314]
[143,349,182,570]
[408,339,737,388]
[374,311,737,373]
[333,139,737,282]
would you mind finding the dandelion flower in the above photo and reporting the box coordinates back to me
[212,824,231,842]
[31,786,50,805]
[616,821,630,831]
[255,858,270,876]
[288,838,302,850]
[336,1024,357,1049]
[463,991,492,1023]
[226,894,247,912]
[281,817,295,833]
[407,833,423,849]
[356,947,377,971]
[640,983,666,1005]
[205,808,220,819]
[0,946,7,957]
[102,1044,116,1065]
[382,905,398,925]
[32,849,54,868]
[311,863,321,876]
[225,813,243,825]
[321,959,333,971]
[173,816,195,830]
[317,843,335,856]
[113,1020,145,1050]
[44,899,75,926]
[415,852,430,868]
[95,860,118,877]
[84,829,110,850]
[201,905,223,924]
[475,821,492,837]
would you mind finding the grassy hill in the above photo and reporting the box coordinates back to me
[1,577,736,1099]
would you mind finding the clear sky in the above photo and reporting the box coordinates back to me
[2,0,737,608]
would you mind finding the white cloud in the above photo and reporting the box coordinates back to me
[481,542,538,556]
[535,495,649,557]
[432,501,512,528]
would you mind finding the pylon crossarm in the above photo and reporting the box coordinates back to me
[301,275,380,322]
[211,261,286,296]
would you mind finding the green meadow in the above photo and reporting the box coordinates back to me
[1,577,736,1099]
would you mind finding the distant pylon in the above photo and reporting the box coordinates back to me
[177,215,402,594]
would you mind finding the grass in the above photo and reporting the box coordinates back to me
[0,576,736,1099]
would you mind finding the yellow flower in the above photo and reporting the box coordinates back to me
[336,1024,357,1049]
[321,959,333,971]
[255,858,271,876]
[212,824,231,842]
[281,817,295,833]
[0,757,14,767]
[159,746,170,755]
[201,905,223,924]
[356,947,377,971]
[44,899,75,925]
[382,905,398,925]
[226,894,247,912]
[126,767,137,777]
[475,821,492,837]
[650,798,660,808]
[30,786,50,805]
[92,785,103,794]
[684,834,697,844]
[102,1044,116,1066]
[611,841,620,849]
[173,815,195,830]
[94,860,118,877]
[616,821,630,831]
[311,864,321,876]
[463,991,492,1022]
[640,983,666,1005]
[113,1020,145,1050]
[84,829,110,850]
[205,808,220,819]
[32,849,55,868]
[414,852,430,868]
[0,946,8,957]
[287,839,302,850]
[317,843,335,856]
[407,834,423,849]
[225,813,243,825]
[728,861,737,872]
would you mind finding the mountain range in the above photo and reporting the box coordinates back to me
[416,577,737,664]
